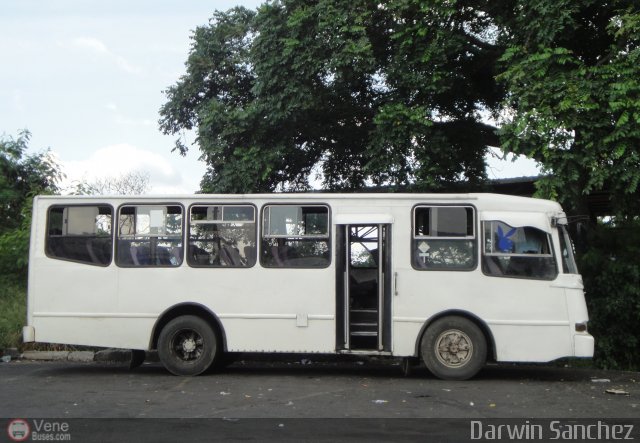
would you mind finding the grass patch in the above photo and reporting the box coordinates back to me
[0,277,98,353]
[0,277,26,350]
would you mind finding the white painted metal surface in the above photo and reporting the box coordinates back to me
[24,193,594,363]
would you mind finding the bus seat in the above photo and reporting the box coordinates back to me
[271,245,285,266]
[483,256,504,276]
[130,245,141,266]
[86,239,100,264]
[170,246,183,266]
[130,244,151,266]
[244,246,256,266]
[221,245,243,266]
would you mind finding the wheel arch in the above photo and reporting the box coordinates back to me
[150,302,227,352]
[414,310,496,362]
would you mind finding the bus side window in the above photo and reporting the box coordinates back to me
[261,205,330,268]
[482,221,558,280]
[46,205,113,266]
[187,205,256,268]
[412,206,476,270]
[116,205,183,267]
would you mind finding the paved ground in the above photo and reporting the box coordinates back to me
[0,358,638,441]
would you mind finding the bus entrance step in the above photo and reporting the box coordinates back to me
[350,322,377,328]
[350,331,378,337]
[349,310,378,324]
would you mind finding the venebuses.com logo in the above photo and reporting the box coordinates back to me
[6,419,71,442]
[6,419,30,442]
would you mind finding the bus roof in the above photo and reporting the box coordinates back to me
[34,192,563,213]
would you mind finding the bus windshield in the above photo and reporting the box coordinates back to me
[559,225,579,274]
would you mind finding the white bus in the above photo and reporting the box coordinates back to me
[23,193,593,380]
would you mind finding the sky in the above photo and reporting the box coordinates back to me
[1,0,539,195]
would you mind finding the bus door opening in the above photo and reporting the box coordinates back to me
[336,224,392,352]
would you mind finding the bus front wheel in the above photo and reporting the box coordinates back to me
[421,316,487,380]
[158,315,218,376]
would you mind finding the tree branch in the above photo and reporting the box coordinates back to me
[432,120,500,147]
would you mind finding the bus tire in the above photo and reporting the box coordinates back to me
[157,315,218,376]
[420,316,486,381]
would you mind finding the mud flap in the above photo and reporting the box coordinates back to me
[129,350,146,369]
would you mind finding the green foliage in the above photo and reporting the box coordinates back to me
[0,131,61,279]
[496,0,640,215]
[579,220,640,370]
[160,0,640,202]
[0,277,26,350]
[159,0,503,192]
[0,131,61,349]
[493,0,640,371]
[159,1,640,371]
[1,131,62,233]
[0,203,32,277]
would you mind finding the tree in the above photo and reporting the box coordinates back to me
[160,0,640,205]
[491,0,640,370]
[159,1,504,192]
[71,170,151,195]
[495,0,640,217]
[160,1,640,371]
[0,130,62,277]
[579,219,640,370]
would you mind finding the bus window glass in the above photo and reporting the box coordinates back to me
[46,205,113,266]
[117,205,183,267]
[413,206,476,270]
[261,205,330,268]
[559,225,579,274]
[482,221,557,280]
[188,205,256,267]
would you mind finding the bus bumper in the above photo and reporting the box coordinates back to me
[574,333,594,357]
[23,325,35,343]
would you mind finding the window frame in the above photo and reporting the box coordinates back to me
[260,203,332,269]
[411,204,478,272]
[558,224,579,274]
[482,221,555,258]
[115,203,185,268]
[481,220,559,280]
[187,203,258,268]
[45,204,114,267]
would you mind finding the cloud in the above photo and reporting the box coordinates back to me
[72,37,109,54]
[58,143,200,194]
[69,37,142,75]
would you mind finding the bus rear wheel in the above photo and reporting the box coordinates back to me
[158,315,218,376]
[421,316,486,380]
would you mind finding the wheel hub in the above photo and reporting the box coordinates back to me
[171,329,204,361]
[182,338,197,353]
[435,329,473,368]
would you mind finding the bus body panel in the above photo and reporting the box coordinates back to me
[31,316,155,350]
[117,266,336,352]
[24,193,594,367]
[393,266,572,361]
